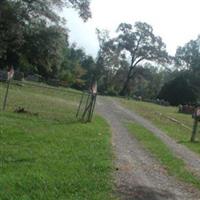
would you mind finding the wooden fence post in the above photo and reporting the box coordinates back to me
[191,118,198,142]
[2,66,14,111]
[191,107,200,142]
[2,79,11,111]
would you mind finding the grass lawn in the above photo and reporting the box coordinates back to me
[118,98,200,155]
[128,122,200,189]
[0,81,114,200]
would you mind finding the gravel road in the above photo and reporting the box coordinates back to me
[96,96,200,200]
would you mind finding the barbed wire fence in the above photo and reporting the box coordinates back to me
[76,80,97,123]
[76,91,97,123]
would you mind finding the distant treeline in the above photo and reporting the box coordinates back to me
[1,0,200,105]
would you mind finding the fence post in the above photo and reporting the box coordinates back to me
[76,91,85,118]
[191,107,200,142]
[2,79,11,111]
[191,118,198,142]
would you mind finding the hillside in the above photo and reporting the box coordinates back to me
[0,81,114,200]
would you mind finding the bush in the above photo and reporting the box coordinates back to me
[158,76,197,106]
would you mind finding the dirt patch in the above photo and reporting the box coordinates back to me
[14,107,39,116]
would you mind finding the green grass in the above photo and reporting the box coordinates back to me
[128,122,200,189]
[0,81,81,123]
[119,98,200,155]
[0,81,114,200]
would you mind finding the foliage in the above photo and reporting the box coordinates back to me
[175,36,200,72]
[96,22,169,96]
[125,64,167,99]
[156,36,200,106]
[22,24,68,77]
[2,0,199,103]
[0,0,25,65]
[0,0,91,80]
[158,75,197,106]
[59,45,96,89]
[174,36,200,101]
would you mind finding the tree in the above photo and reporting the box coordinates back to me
[0,1,26,66]
[0,0,91,71]
[158,75,197,106]
[63,0,91,21]
[18,23,68,77]
[175,36,200,72]
[96,29,123,94]
[98,22,169,96]
[58,45,95,89]
[175,36,200,99]
[81,55,96,88]
[130,65,164,99]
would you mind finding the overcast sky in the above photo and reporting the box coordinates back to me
[62,0,200,58]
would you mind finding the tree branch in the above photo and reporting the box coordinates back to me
[131,34,142,61]
[129,57,145,79]
[132,57,145,68]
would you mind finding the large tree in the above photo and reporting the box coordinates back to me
[175,36,200,100]
[98,22,169,96]
[0,0,91,71]
[175,36,200,72]
[21,24,68,77]
[0,1,25,65]
[58,45,96,89]
[158,75,197,106]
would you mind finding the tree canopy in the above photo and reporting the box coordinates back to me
[2,1,200,105]
[96,22,169,96]
[0,0,91,70]
[175,36,200,72]
[158,75,197,106]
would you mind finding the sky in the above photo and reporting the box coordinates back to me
[62,0,200,58]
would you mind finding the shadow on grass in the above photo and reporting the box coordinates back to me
[117,185,176,200]
[178,140,200,144]
[2,157,36,165]
[1,111,81,125]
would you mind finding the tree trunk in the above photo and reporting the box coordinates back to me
[119,61,138,96]
[119,75,131,96]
